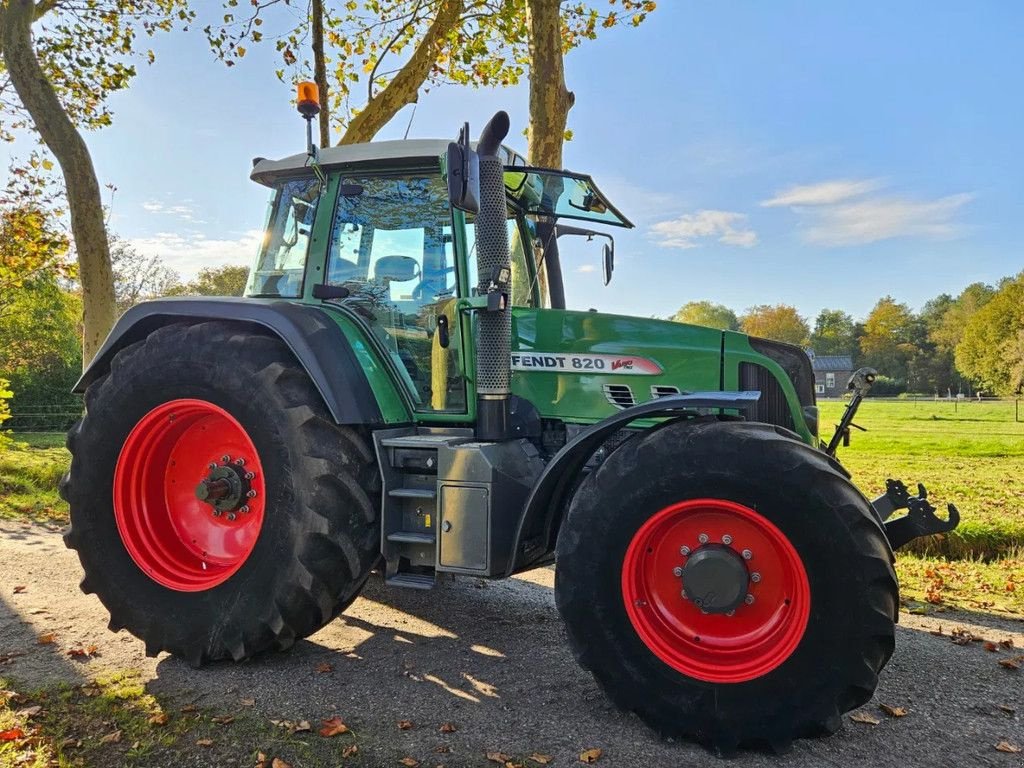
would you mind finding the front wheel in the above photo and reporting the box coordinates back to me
[555,420,898,753]
[60,322,380,666]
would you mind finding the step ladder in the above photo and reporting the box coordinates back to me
[373,429,472,589]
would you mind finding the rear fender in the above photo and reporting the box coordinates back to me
[76,297,386,426]
[504,391,761,576]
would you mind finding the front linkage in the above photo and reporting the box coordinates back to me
[827,366,962,550]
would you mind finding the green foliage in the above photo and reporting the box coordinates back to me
[0,378,11,450]
[858,296,922,383]
[810,308,855,355]
[956,272,1024,394]
[671,300,738,331]
[172,264,249,297]
[739,304,809,346]
[110,236,181,313]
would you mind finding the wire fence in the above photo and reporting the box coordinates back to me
[6,404,83,433]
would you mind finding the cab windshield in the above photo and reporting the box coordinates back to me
[246,177,321,298]
[503,168,633,228]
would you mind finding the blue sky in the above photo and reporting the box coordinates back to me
[14,1,1024,322]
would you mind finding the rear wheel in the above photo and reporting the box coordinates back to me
[555,419,897,753]
[61,322,380,666]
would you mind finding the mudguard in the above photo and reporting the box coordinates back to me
[75,297,384,426]
[504,391,762,576]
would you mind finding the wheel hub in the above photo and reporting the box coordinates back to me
[680,544,749,613]
[194,460,254,517]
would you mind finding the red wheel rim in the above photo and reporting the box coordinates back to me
[113,399,266,592]
[621,499,810,683]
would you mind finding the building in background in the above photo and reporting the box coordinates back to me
[807,351,854,397]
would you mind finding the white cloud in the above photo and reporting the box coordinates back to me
[576,264,596,273]
[127,230,262,279]
[649,210,758,250]
[803,193,974,246]
[140,200,202,223]
[761,179,882,207]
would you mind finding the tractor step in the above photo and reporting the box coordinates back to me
[387,530,437,545]
[385,572,436,590]
[388,488,437,500]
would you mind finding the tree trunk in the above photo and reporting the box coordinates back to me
[311,0,330,147]
[525,0,575,168]
[1,0,117,368]
[340,0,465,145]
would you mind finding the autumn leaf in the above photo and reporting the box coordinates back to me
[995,741,1021,753]
[398,719,414,730]
[196,738,214,747]
[529,754,553,764]
[487,752,514,764]
[434,744,451,753]
[983,641,998,652]
[212,715,235,725]
[256,752,267,768]
[99,729,123,744]
[879,704,908,718]
[271,759,293,768]
[439,722,457,733]
[997,703,1016,714]
[849,711,880,725]
[240,698,256,707]
[12,585,26,594]
[580,747,602,763]
[998,657,1021,670]
[0,728,25,742]
[37,633,56,645]
[67,645,100,658]
[315,662,333,673]
[148,712,169,726]
[342,744,359,757]
[319,716,349,737]
[181,703,198,713]
[399,758,420,767]
[17,706,41,719]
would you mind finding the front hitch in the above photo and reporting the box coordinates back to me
[825,367,877,456]
[872,479,961,550]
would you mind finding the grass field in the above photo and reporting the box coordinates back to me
[2,398,1022,615]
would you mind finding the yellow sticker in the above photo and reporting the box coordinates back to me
[425,514,431,528]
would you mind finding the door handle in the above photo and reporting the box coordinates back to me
[436,314,450,349]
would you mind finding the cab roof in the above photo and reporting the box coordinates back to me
[250,139,526,186]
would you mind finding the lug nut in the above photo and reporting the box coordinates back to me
[244,472,255,480]
[722,534,733,545]
[208,463,217,470]
[698,533,709,544]
[246,490,257,498]
[221,455,231,463]
[227,513,236,521]
[745,594,755,605]
[212,509,222,517]
[725,610,735,617]
[680,546,691,556]
[672,566,683,577]
[751,572,761,583]
[741,549,752,560]
[234,458,245,466]
[240,505,250,514]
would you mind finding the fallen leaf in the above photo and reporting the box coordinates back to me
[849,711,880,725]
[212,715,235,725]
[998,657,1021,670]
[999,638,1015,650]
[315,662,333,673]
[240,698,256,707]
[319,716,349,737]
[398,719,414,730]
[434,744,451,753]
[271,759,293,768]
[487,753,514,764]
[995,742,1021,753]
[81,684,100,697]
[67,645,100,659]
[998,704,1016,714]
[950,628,975,645]
[983,641,999,652]
[580,747,603,763]
[196,738,214,747]
[15,704,41,718]
[295,720,311,733]
[99,729,123,744]
[399,759,420,767]
[439,722,457,733]
[147,712,169,726]
[879,704,908,718]
[0,728,25,742]
[255,751,267,768]
[37,633,56,645]
[180,703,197,713]
[12,586,26,594]
[342,744,359,758]
[529,754,553,764]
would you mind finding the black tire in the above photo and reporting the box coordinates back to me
[555,419,897,753]
[60,321,380,666]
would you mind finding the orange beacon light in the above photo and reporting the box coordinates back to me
[297,81,321,119]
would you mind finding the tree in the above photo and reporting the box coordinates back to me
[207,1,654,146]
[929,282,994,354]
[859,296,920,383]
[739,304,809,346]
[0,0,193,365]
[110,238,181,313]
[174,264,249,297]
[671,300,739,331]
[956,273,1024,394]
[810,309,855,356]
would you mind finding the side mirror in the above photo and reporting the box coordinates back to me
[446,122,480,214]
[602,242,614,285]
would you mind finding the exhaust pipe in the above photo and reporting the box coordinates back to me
[473,111,513,440]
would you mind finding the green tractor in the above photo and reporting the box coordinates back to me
[60,93,959,752]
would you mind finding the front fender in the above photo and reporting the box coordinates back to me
[76,297,386,426]
[504,391,761,576]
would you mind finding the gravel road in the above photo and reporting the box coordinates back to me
[1,522,1021,767]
